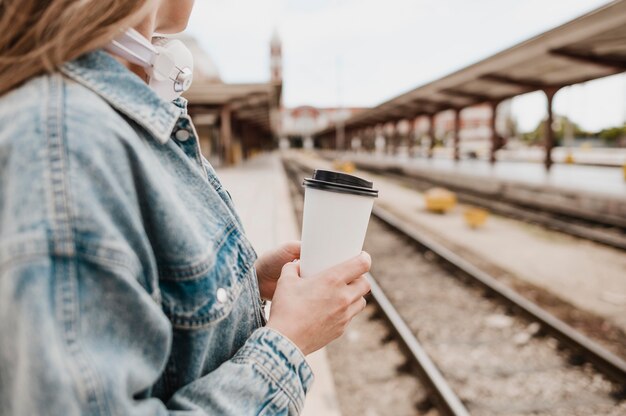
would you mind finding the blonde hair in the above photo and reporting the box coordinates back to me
[0,0,152,95]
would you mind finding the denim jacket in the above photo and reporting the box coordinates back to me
[0,50,313,415]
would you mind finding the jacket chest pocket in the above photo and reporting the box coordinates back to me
[158,231,258,330]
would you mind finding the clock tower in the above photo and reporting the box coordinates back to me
[270,30,282,84]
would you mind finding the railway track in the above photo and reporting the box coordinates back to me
[283,156,626,416]
[318,152,626,251]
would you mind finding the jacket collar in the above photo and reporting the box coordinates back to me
[61,50,184,144]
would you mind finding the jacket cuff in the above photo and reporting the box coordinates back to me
[234,327,314,410]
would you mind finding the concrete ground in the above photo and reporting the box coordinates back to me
[217,153,341,416]
[291,151,626,332]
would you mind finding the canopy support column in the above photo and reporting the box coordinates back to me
[453,108,461,162]
[408,120,417,158]
[220,105,232,165]
[489,101,499,164]
[543,87,560,171]
[428,114,436,159]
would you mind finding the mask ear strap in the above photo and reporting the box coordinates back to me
[149,49,177,81]
[105,28,157,68]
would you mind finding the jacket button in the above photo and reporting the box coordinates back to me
[175,129,191,142]
[216,288,227,303]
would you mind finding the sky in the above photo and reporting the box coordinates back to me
[186,0,626,132]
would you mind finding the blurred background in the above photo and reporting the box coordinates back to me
[180,1,626,415]
[181,0,625,167]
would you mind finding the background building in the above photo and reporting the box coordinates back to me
[280,106,366,149]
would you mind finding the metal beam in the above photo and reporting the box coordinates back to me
[372,112,406,124]
[361,114,387,125]
[411,99,450,114]
[480,74,549,90]
[388,103,420,117]
[230,93,268,110]
[383,107,414,120]
[550,48,626,70]
[440,88,494,104]
[236,107,269,119]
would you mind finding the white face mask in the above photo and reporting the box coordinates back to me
[105,29,194,102]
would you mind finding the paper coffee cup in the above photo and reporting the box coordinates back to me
[299,170,378,278]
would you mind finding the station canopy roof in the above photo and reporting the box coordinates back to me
[184,82,280,133]
[320,0,626,132]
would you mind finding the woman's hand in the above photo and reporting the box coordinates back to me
[266,252,372,356]
[255,241,301,300]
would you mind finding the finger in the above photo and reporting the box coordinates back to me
[281,241,301,258]
[347,275,371,302]
[346,297,367,319]
[280,260,301,279]
[317,252,371,284]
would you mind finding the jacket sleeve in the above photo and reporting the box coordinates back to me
[0,250,313,416]
[167,327,314,415]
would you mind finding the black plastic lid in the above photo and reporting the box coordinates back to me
[303,169,378,197]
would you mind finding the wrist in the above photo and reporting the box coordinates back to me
[266,320,310,356]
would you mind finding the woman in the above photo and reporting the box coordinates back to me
[0,0,371,414]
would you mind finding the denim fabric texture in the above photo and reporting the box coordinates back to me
[0,50,313,415]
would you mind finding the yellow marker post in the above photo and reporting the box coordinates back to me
[424,188,457,213]
[464,207,489,229]
[332,160,356,173]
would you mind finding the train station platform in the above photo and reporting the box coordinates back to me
[397,155,626,197]
[323,151,626,228]
[216,153,342,416]
[287,151,626,334]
